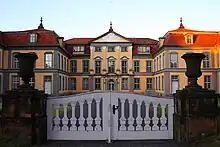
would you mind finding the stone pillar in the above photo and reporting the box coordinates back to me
[129,75,134,92]
[164,71,170,96]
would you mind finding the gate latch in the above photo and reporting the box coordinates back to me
[112,105,119,114]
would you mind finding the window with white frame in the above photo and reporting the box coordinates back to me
[82,78,89,90]
[138,46,151,54]
[134,60,140,72]
[95,60,101,74]
[204,75,211,89]
[12,54,19,69]
[121,60,127,73]
[203,53,210,68]
[121,78,128,90]
[146,60,152,72]
[57,53,60,69]
[70,60,77,73]
[29,77,35,88]
[29,33,37,43]
[134,78,140,90]
[108,59,115,73]
[12,75,20,89]
[44,53,53,68]
[170,53,178,68]
[73,46,84,52]
[146,78,152,90]
[70,78,76,90]
[95,78,101,90]
[83,60,89,73]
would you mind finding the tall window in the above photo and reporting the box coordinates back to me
[12,54,19,69]
[162,53,165,69]
[29,77,35,88]
[62,76,65,91]
[155,77,158,90]
[70,60,77,73]
[95,78,101,90]
[70,78,76,90]
[156,57,158,71]
[44,53,53,68]
[158,76,161,90]
[59,76,61,90]
[63,57,66,71]
[162,76,164,90]
[65,77,68,90]
[29,33,37,43]
[83,60,89,73]
[154,59,156,72]
[57,53,60,69]
[121,60,127,73]
[186,35,193,44]
[204,75,211,89]
[60,55,63,70]
[159,55,161,70]
[146,60,152,72]
[82,78,89,90]
[12,75,20,89]
[0,75,2,93]
[121,78,128,90]
[95,60,101,74]
[134,78,140,90]
[170,53,178,68]
[134,61,140,72]
[203,53,210,68]
[108,60,115,73]
[146,78,152,90]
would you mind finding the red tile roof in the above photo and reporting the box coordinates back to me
[65,38,93,44]
[130,38,158,45]
[3,28,59,46]
[0,31,3,46]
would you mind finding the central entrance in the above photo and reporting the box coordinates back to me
[108,79,115,90]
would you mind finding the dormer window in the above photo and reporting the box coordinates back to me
[95,47,101,52]
[185,34,193,44]
[73,46,85,54]
[138,46,151,54]
[108,47,115,52]
[30,33,37,43]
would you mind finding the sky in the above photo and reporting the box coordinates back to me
[0,0,220,40]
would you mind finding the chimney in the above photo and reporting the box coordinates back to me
[159,37,165,47]
[58,37,64,47]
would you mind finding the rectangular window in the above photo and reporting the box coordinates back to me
[30,33,37,43]
[156,57,158,71]
[108,60,115,73]
[95,60,101,74]
[82,78,89,90]
[73,46,85,52]
[146,60,152,72]
[95,78,101,90]
[29,77,35,88]
[155,77,157,90]
[154,59,156,72]
[159,55,161,70]
[108,47,115,52]
[162,76,164,90]
[12,75,20,89]
[0,75,2,93]
[146,78,152,90]
[70,78,76,90]
[158,76,161,90]
[62,56,65,70]
[162,53,165,69]
[0,52,1,68]
[70,60,77,73]
[58,53,60,69]
[61,55,63,70]
[12,54,19,69]
[121,78,128,90]
[134,61,140,72]
[83,60,89,73]
[170,53,178,68]
[65,77,68,90]
[121,60,127,73]
[64,57,66,71]
[204,75,211,89]
[138,46,150,54]
[95,47,101,52]
[44,53,53,68]
[62,76,65,91]
[203,53,210,68]
[121,47,127,52]
[134,78,140,90]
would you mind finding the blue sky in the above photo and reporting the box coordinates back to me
[0,0,219,40]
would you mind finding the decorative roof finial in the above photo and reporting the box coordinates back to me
[38,17,44,29]
[109,21,113,32]
[179,17,184,28]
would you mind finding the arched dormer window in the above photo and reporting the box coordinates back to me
[29,33,37,43]
[185,34,193,44]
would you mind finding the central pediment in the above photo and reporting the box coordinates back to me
[92,32,130,43]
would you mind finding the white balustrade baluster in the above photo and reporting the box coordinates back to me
[62,104,69,131]
[119,99,126,131]
[144,101,151,131]
[152,103,159,131]
[136,101,143,131]
[54,104,60,131]
[87,100,93,131]
[78,101,85,131]
[70,102,77,131]
[95,99,102,131]
[128,100,135,131]
[160,104,167,130]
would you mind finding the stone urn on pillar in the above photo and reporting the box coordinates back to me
[181,53,206,88]
[173,52,220,143]
[14,52,38,87]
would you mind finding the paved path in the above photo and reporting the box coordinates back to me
[39,140,192,147]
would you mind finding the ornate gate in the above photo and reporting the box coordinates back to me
[47,92,174,141]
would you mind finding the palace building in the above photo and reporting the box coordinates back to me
[0,18,219,96]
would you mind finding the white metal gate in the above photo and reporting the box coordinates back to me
[47,92,174,141]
